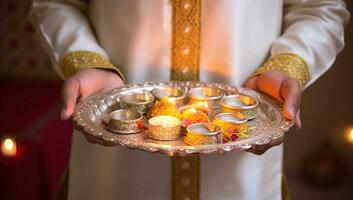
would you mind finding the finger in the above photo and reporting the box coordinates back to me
[295,109,302,129]
[281,78,301,120]
[245,76,258,90]
[246,136,284,155]
[255,136,283,151]
[61,78,80,120]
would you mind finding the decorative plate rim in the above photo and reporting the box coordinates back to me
[72,81,294,156]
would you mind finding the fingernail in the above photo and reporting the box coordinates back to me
[60,108,67,120]
[288,107,295,119]
[296,119,302,129]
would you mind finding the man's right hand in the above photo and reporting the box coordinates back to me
[61,68,125,120]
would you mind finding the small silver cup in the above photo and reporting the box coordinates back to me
[106,109,144,134]
[120,91,155,114]
[151,86,186,108]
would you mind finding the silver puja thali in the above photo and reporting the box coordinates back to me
[72,81,294,156]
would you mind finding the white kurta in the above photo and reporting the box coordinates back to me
[30,0,349,199]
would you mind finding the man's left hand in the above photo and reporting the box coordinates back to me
[245,70,302,155]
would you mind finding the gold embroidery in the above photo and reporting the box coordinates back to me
[60,50,125,80]
[171,0,201,200]
[172,156,200,200]
[171,0,201,81]
[251,52,310,89]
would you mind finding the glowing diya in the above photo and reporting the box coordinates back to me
[178,104,210,116]
[148,116,181,141]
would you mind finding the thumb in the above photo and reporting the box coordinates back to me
[244,76,258,90]
[61,78,80,120]
[281,78,301,121]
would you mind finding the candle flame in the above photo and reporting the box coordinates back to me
[195,101,208,108]
[162,120,168,128]
[347,128,353,144]
[190,108,197,113]
[168,98,176,103]
[1,137,17,157]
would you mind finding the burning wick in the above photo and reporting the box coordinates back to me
[1,137,17,157]
[190,108,197,113]
[162,120,168,128]
[168,98,176,104]
[195,101,209,108]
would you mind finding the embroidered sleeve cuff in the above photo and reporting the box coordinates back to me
[251,52,310,89]
[60,50,126,81]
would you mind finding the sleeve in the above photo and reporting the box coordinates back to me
[29,0,125,80]
[252,0,350,90]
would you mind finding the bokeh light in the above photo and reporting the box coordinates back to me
[1,137,17,157]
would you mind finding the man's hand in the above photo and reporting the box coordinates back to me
[245,70,302,155]
[61,68,124,120]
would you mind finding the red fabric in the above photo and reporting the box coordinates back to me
[0,81,72,200]
[0,140,48,200]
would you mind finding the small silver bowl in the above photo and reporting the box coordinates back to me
[184,123,222,145]
[151,87,186,107]
[220,94,258,120]
[120,91,155,114]
[188,87,224,110]
[106,109,144,134]
[214,112,248,124]
[213,112,249,135]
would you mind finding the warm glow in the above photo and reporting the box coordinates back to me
[149,116,181,128]
[203,102,209,108]
[190,108,197,113]
[162,120,168,128]
[347,128,353,144]
[240,96,253,106]
[195,101,209,108]
[1,137,17,157]
[196,101,209,108]
[168,98,176,103]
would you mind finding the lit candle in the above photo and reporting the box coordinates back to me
[162,119,168,128]
[1,137,17,157]
[190,108,197,113]
[148,116,181,140]
[168,98,176,104]
[178,104,210,116]
[194,101,210,110]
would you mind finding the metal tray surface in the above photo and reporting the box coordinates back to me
[73,81,294,156]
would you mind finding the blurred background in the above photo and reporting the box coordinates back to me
[0,0,352,200]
